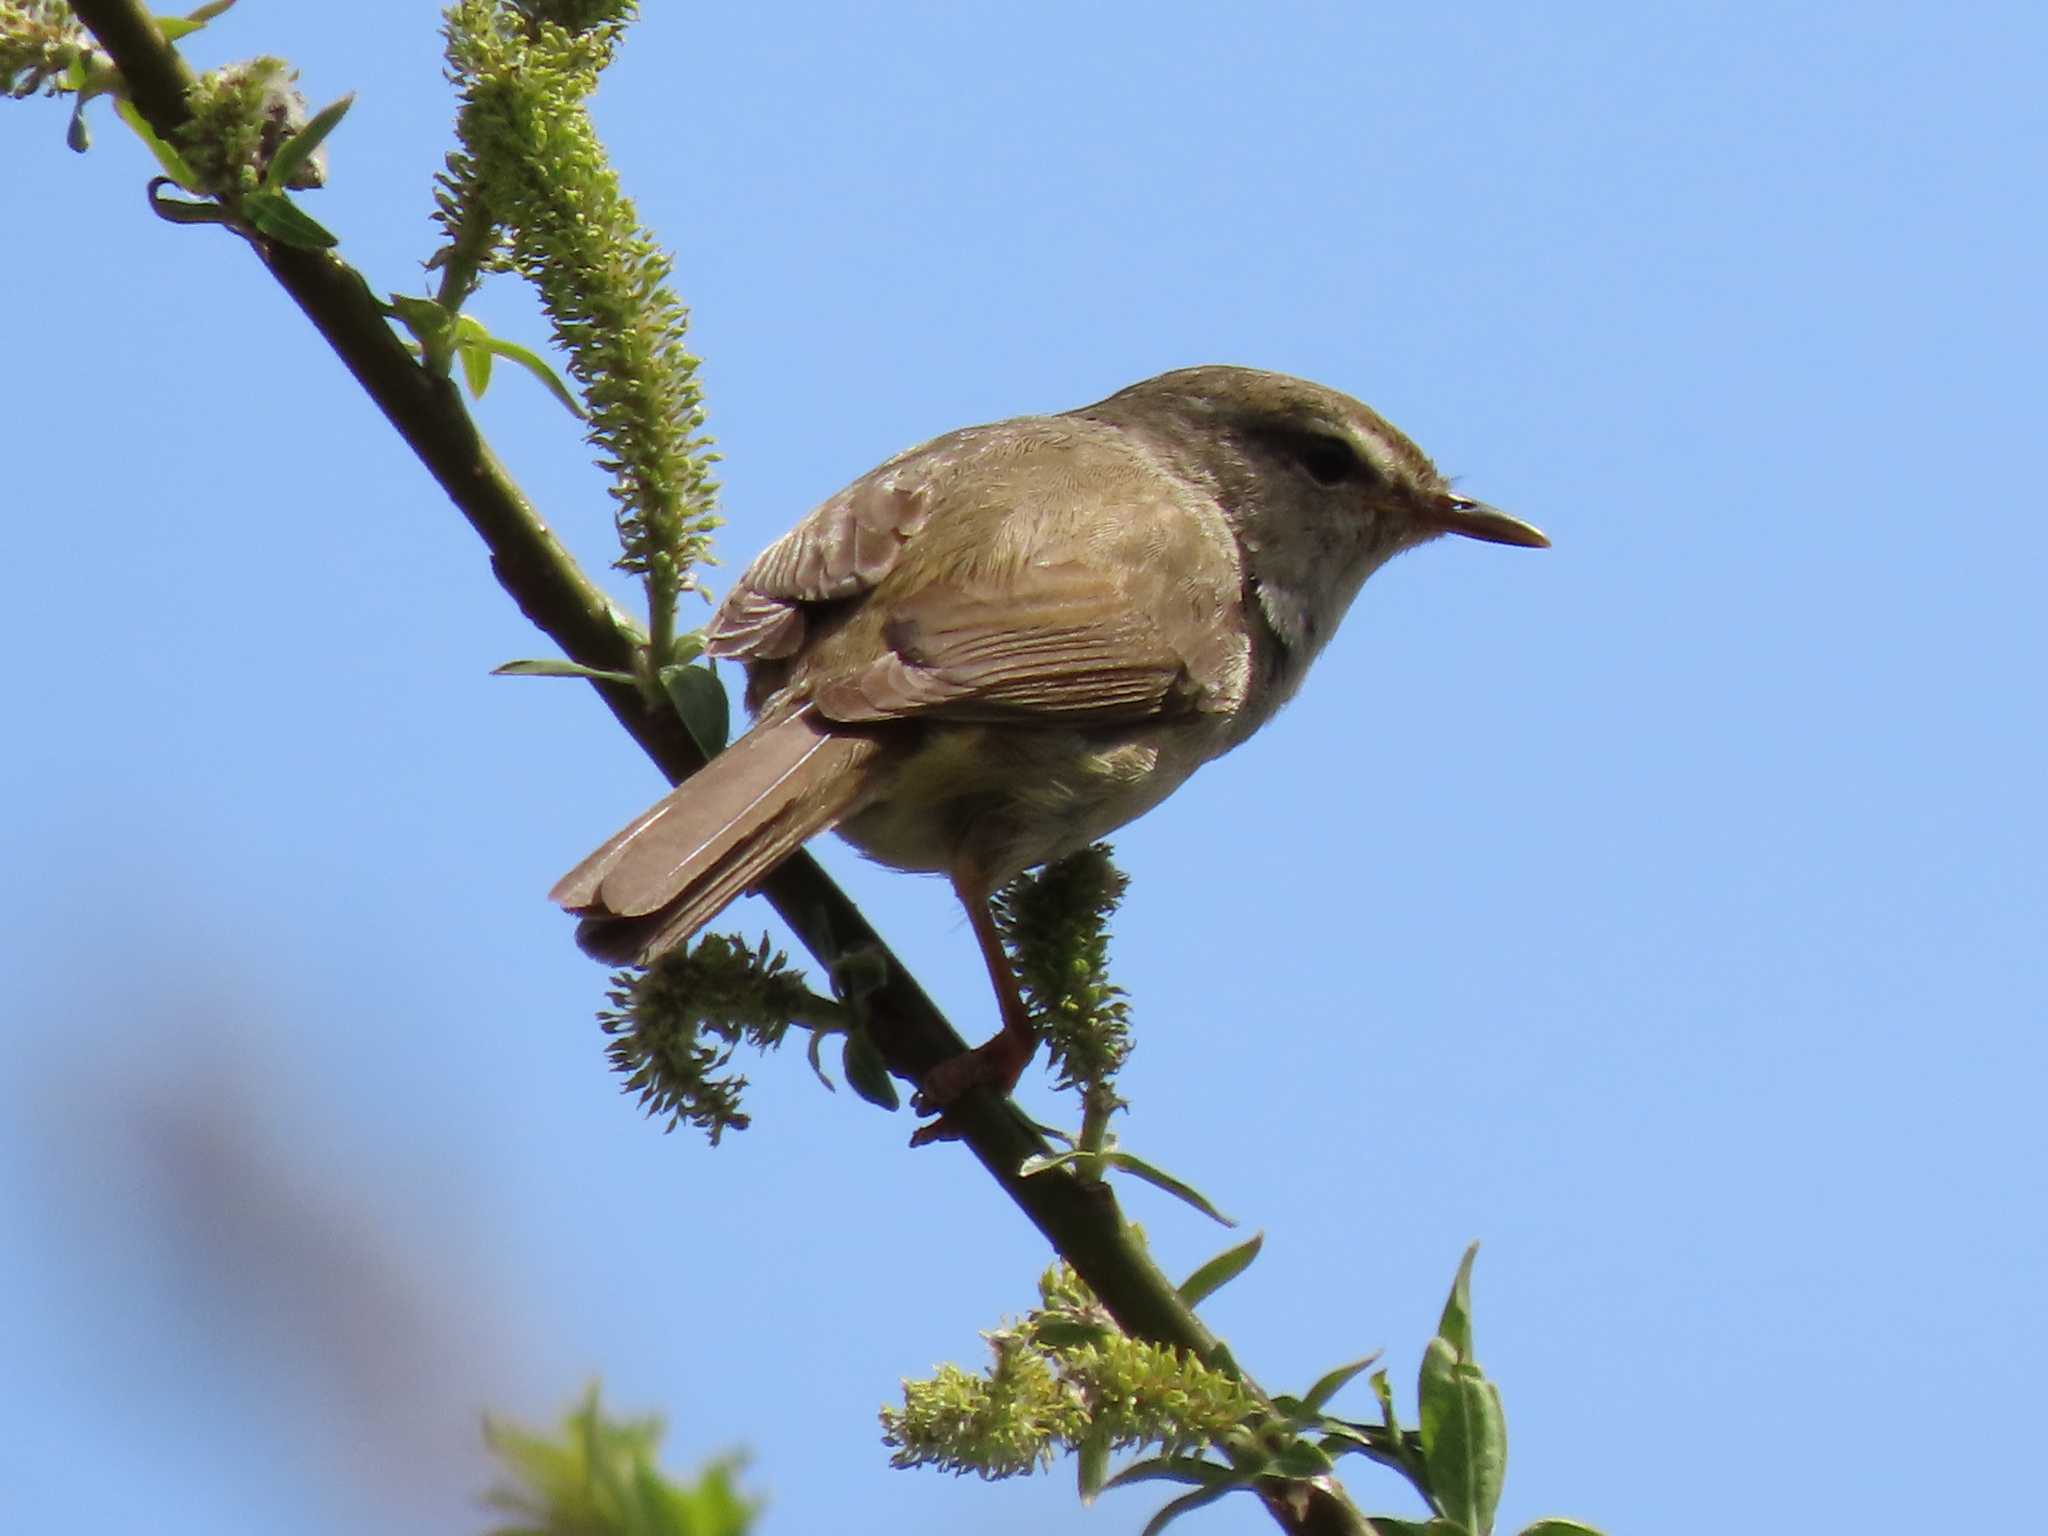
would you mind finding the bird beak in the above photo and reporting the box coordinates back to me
[1426,493,1550,548]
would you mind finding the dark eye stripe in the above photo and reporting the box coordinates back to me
[1248,424,1375,488]
[1295,433,1363,486]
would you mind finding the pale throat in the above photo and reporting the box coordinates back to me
[1239,510,1422,700]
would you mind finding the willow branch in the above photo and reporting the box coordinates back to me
[61,4,1371,1529]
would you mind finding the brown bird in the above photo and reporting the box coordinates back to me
[553,366,1547,1108]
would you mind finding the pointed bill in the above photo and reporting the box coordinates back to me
[1429,493,1550,548]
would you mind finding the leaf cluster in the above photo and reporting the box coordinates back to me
[0,0,91,99]
[483,1384,757,1536]
[889,1246,1607,1536]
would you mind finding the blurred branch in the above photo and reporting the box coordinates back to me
[58,3,1373,1530]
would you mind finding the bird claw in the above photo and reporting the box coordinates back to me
[906,1030,1036,1146]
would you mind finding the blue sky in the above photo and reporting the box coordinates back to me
[4,3,2043,1533]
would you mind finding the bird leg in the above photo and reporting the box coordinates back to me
[910,876,1039,1124]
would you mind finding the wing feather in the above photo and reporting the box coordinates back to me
[705,420,1251,730]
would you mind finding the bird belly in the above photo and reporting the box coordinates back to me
[833,721,1203,885]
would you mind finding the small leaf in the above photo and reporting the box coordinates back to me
[241,189,338,249]
[146,180,232,226]
[805,1028,834,1090]
[1300,1353,1384,1415]
[386,295,457,372]
[1437,1243,1479,1360]
[659,663,730,757]
[460,335,494,397]
[1103,1150,1236,1226]
[117,102,201,188]
[1417,1340,1506,1536]
[485,334,588,419]
[1176,1232,1263,1308]
[491,658,637,685]
[1317,1426,1378,1458]
[1270,1439,1335,1478]
[666,630,706,667]
[387,293,451,333]
[1076,1430,1110,1503]
[264,91,352,191]
[1372,1368,1401,1432]
[1139,1481,1241,1536]
[841,1030,898,1111]
[155,17,204,41]
[1100,1456,1232,1492]
[1516,1523,1607,1536]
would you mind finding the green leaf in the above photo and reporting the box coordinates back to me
[263,91,353,191]
[160,0,238,33]
[115,100,201,188]
[1139,1481,1241,1536]
[1318,1426,1387,1465]
[385,294,455,362]
[241,189,338,249]
[1176,1232,1263,1308]
[1516,1523,1607,1536]
[145,181,233,226]
[1300,1352,1384,1415]
[1270,1438,1335,1478]
[1077,1430,1110,1503]
[460,334,494,397]
[1361,1519,1466,1536]
[484,334,588,419]
[1103,1150,1235,1226]
[805,1027,833,1090]
[659,663,730,758]
[491,658,637,685]
[1100,1456,1232,1492]
[840,1030,898,1111]
[1417,1339,1506,1536]
[1437,1243,1480,1360]
[1372,1368,1401,1433]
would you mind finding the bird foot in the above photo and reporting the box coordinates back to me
[907,1030,1036,1146]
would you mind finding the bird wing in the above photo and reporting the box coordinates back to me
[808,559,1211,724]
[706,420,1252,727]
[702,442,946,661]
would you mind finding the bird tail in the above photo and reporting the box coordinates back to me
[550,707,884,966]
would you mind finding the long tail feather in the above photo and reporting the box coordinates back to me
[551,708,883,966]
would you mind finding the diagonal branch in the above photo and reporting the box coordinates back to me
[61,4,1372,1530]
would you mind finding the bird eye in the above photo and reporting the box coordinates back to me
[1290,432,1366,487]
